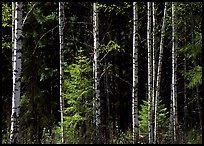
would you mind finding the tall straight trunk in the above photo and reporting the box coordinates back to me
[147,2,153,144]
[132,2,139,144]
[59,2,65,143]
[93,2,100,144]
[10,2,22,144]
[154,2,168,144]
[152,2,157,143]
[171,2,177,143]
[12,2,15,71]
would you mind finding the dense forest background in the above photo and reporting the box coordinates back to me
[2,2,202,144]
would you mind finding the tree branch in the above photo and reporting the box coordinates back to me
[33,25,59,55]
[22,2,37,28]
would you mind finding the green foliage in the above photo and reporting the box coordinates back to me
[184,65,202,89]
[99,40,123,54]
[138,97,169,143]
[2,3,12,50]
[2,3,12,27]
[2,128,10,144]
[110,129,132,144]
[2,2,202,144]
[138,100,148,136]
[2,36,11,49]
[40,68,57,81]
[179,32,202,89]
[186,128,202,144]
[179,32,202,60]
[97,2,131,15]
[41,128,54,144]
[62,48,94,143]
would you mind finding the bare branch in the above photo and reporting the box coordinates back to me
[33,25,59,55]
[22,2,37,28]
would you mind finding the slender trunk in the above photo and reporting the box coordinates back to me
[132,2,139,144]
[171,2,177,143]
[93,2,100,144]
[152,2,157,143]
[154,2,168,143]
[59,2,65,143]
[170,2,177,143]
[10,2,22,144]
[12,2,15,71]
[147,2,153,144]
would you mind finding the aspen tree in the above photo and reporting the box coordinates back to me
[12,2,15,71]
[147,2,153,144]
[170,2,178,143]
[171,2,176,143]
[59,2,65,143]
[154,2,168,143]
[132,2,139,144]
[10,2,22,144]
[93,2,100,143]
[152,2,157,143]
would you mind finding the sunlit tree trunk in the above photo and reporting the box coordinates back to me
[170,2,177,143]
[155,2,168,144]
[12,2,15,71]
[152,2,157,143]
[93,2,101,144]
[147,2,153,144]
[171,2,177,143]
[132,2,139,144]
[59,2,65,143]
[10,2,22,144]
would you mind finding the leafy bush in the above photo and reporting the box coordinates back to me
[62,48,94,144]
[138,97,169,144]
[110,128,132,144]
[186,128,202,144]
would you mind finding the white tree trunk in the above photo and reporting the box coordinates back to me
[10,2,22,144]
[170,2,178,143]
[154,2,168,143]
[59,2,65,143]
[93,2,100,143]
[152,2,157,143]
[171,2,176,143]
[147,2,153,144]
[132,2,139,144]
[12,2,15,71]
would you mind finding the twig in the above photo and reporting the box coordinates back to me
[33,25,59,55]
[22,2,37,28]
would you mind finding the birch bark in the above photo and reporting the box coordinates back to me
[171,2,177,143]
[154,2,168,143]
[152,2,157,143]
[132,2,139,144]
[12,2,15,71]
[93,2,101,143]
[147,2,153,144]
[170,2,178,143]
[59,2,65,143]
[10,2,22,144]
